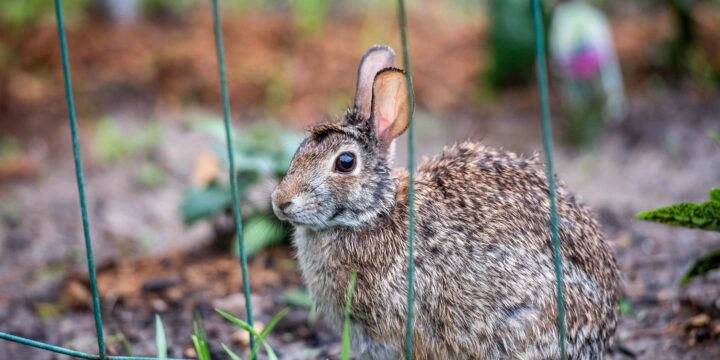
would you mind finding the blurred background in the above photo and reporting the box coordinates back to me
[0,0,719,358]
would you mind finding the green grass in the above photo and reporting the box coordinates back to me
[191,312,212,360]
[93,117,162,164]
[216,307,290,360]
[341,271,358,360]
[135,162,167,189]
[155,315,167,360]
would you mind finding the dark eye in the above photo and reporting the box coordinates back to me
[335,152,357,173]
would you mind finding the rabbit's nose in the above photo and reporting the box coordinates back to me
[278,201,293,212]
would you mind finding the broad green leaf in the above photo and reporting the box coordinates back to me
[222,343,243,360]
[636,190,720,231]
[680,248,720,285]
[180,185,232,224]
[155,315,167,360]
[341,272,358,360]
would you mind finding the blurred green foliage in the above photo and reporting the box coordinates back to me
[486,0,537,87]
[289,0,331,37]
[142,0,198,18]
[180,119,301,256]
[135,162,167,189]
[92,117,162,164]
[0,136,22,158]
[0,0,90,29]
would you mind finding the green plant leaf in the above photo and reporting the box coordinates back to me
[260,308,290,339]
[619,298,632,316]
[283,289,314,309]
[191,313,211,360]
[636,190,720,231]
[709,131,720,146]
[155,315,167,360]
[215,308,261,338]
[710,188,720,203]
[241,216,290,258]
[249,308,289,359]
[136,162,166,189]
[341,271,358,360]
[680,248,720,285]
[222,343,243,360]
[263,341,279,360]
[180,185,232,224]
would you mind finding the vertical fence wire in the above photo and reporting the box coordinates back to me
[210,0,256,352]
[53,0,106,358]
[396,0,416,359]
[531,0,566,358]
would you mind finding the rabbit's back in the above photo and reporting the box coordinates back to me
[294,142,619,359]
[405,142,619,358]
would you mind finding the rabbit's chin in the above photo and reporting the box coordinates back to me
[282,209,380,232]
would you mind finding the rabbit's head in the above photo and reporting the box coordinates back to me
[272,46,410,230]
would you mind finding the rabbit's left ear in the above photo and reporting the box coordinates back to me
[372,69,410,147]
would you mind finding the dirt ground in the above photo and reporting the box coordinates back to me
[1,5,719,360]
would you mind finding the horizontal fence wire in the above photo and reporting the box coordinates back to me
[210,0,256,351]
[396,0,417,359]
[531,0,567,358]
[0,332,190,360]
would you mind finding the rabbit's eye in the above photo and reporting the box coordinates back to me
[335,152,357,173]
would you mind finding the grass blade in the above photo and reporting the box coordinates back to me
[222,343,243,360]
[192,313,212,360]
[249,307,290,358]
[341,271,358,360]
[215,308,261,338]
[263,341,279,360]
[260,307,290,339]
[155,315,167,360]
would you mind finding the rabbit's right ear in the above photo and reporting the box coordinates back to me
[371,69,409,148]
[354,46,396,120]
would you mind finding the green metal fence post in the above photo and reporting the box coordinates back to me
[531,0,567,358]
[210,0,256,352]
[396,0,416,359]
[53,0,106,358]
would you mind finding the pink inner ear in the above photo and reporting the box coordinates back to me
[376,113,394,140]
[374,78,402,141]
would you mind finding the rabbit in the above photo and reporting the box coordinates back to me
[271,45,620,359]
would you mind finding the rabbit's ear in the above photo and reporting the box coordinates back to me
[354,46,396,120]
[372,68,410,147]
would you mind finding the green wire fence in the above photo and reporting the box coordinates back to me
[0,0,565,359]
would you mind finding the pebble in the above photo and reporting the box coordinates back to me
[687,314,711,328]
[230,322,265,347]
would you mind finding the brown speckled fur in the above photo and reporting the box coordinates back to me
[271,47,620,360]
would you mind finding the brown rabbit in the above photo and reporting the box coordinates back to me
[272,45,620,359]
